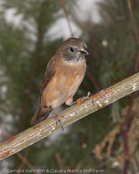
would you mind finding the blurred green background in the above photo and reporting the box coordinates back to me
[0,0,139,173]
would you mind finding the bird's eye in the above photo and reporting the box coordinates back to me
[70,47,74,52]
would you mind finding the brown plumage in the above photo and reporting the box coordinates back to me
[31,37,89,125]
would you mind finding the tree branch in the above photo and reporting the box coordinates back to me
[0,72,139,161]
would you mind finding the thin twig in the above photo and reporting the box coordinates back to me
[121,94,134,174]
[86,67,100,91]
[55,153,64,170]
[121,3,139,173]
[127,0,139,44]
[60,0,73,37]
[127,0,139,72]
[17,149,30,171]
[135,50,139,72]
[17,152,40,174]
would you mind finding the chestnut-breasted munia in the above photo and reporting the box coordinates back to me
[31,37,89,125]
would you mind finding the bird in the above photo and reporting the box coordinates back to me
[31,37,89,125]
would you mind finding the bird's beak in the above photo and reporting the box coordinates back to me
[78,47,89,55]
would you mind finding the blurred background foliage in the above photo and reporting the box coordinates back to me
[0,0,139,173]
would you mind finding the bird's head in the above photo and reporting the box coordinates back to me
[57,37,89,62]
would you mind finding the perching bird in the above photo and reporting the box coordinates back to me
[31,37,89,125]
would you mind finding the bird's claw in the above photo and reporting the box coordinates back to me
[53,113,64,131]
[81,91,94,105]
[69,101,77,106]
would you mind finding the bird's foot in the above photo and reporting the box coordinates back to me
[86,91,94,104]
[77,91,94,105]
[52,111,64,131]
[68,101,77,106]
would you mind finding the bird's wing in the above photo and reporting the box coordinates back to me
[40,57,56,95]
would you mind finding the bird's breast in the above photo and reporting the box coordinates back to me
[42,59,86,109]
[55,59,86,97]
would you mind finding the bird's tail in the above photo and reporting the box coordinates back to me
[31,106,52,125]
